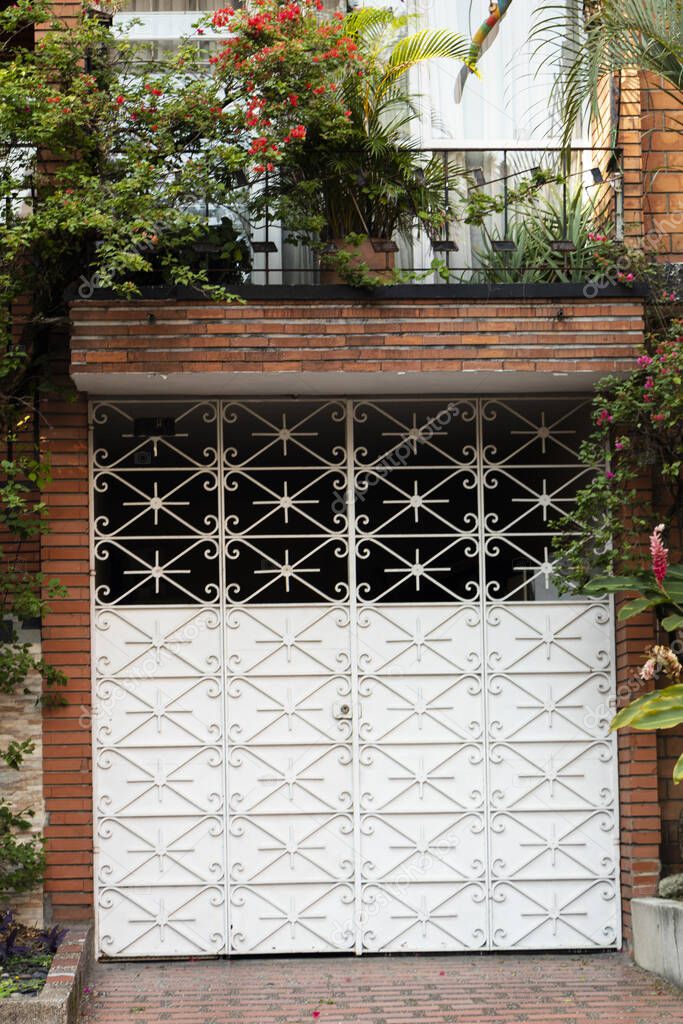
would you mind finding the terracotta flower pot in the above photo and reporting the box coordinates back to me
[320,236,397,285]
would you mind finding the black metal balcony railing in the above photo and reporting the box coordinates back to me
[2,145,625,289]
[245,146,624,287]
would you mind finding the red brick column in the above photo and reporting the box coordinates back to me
[618,69,646,247]
[641,72,683,261]
[616,603,662,946]
[40,379,93,922]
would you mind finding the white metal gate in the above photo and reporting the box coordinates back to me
[91,398,620,958]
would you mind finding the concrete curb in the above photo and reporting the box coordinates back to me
[632,897,683,990]
[0,922,94,1024]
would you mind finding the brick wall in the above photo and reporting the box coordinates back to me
[618,70,646,246]
[656,522,683,878]
[40,377,92,922]
[616,605,662,945]
[640,73,683,261]
[69,296,645,381]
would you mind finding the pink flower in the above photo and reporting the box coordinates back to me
[605,470,615,480]
[640,658,656,681]
[637,354,653,368]
[650,523,669,587]
[614,441,623,451]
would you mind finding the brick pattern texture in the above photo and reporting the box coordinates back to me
[79,951,683,1024]
[641,73,683,260]
[69,298,645,378]
[40,380,92,922]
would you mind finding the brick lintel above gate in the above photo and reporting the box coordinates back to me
[69,294,645,395]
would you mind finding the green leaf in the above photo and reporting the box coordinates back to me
[630,706,683,730]
[611,684,683,730]
[661,613,683,632]
[583,574,648,595]
[617,596,667,620]
[673,751,683,785]
[662,580,683,602]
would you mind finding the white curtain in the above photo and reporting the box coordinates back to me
[421,0,568,146]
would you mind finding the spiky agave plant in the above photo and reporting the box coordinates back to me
[473,185,617,283]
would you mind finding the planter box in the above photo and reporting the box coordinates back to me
[632,898,683,989]
[0,923,93,1024]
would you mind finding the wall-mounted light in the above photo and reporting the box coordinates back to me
[371,240,399,253]
[550,240,576,253]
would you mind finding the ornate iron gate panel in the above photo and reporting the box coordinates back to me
[91,397,620,958]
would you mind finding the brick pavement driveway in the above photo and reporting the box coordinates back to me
[80,951,683,1024]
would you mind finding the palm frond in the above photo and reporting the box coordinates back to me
[532,0,683,144]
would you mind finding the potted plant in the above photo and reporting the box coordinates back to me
[209,3,472,282]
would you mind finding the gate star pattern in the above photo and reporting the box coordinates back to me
[91,397,619,957]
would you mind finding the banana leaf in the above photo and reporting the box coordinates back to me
[617,596,669,621]
[611,684,683,731]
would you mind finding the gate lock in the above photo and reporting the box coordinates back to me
[332,701,353,720]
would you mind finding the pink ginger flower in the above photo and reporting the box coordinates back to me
[650,523,669,587]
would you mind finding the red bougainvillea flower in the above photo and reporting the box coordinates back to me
[277,2,301,21]
[116,95,125,105]
[650,523,669,587]
[212,7,234,27]
[248,136,269,154]
[595,408,612,427]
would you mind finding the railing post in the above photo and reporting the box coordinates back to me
[503,149,508,238]
[264,169,271,285]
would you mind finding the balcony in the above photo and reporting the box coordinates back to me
[46,144,635,302]
[238,145,626,291]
